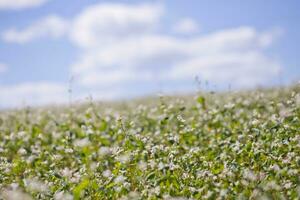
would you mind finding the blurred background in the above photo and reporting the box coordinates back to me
[0,0,299,108]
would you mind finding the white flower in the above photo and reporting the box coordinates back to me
[1,188,32,200]
[149,160,156,169]
[251,119,260,126]
[243,169,257,181]
[114,175,125,184]
[17,131,27,138]
[24,178,49,193]
[90,162,97,171]
[54,191,73,200]
[18,148,27,155]
[86,128,94,135]
[102,170,112,178]
[138,161,147,170]
[296,94,300,107]
[158,162,165,170]
[117,154,130,164]
[284,181,292,189]
[169,161,177,170]
[152,186,160,195]
[65,148,74,153]
[128,191,140,199]
[26,155,36,164]
[60,168,72,179]
[10,183,19,190]
[70,172,81,183]
[73,138,90,148]
[264,181,280,191]
[220,189,227,197]
[98,146,111,156]
[270,164,280,171]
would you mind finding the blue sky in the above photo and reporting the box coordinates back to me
[0,0,299,108]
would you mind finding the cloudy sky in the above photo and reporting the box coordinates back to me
[0,0,299,108]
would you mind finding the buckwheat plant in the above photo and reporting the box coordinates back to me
[0,85,299,199]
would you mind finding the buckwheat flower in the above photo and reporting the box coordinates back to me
[138,161,147,171]
[177,115,185,123]
[111,146,120,155]
[149,160,156,169]
[1,188,32,200]
[17,131,27,138]
[264,181,280,191]
[70,172,81,183]
[90,162,97,171]
[123,182,131,190]
[52,132,61,140]
[169,161,177,170]
[250,189,262,199]
[258,172,266,181]
[279,108,291,118]
[65,148,74,153]
[189,187,196,193]
[243,169,257,181]
[219,189,227,197]
[52,154,63,160]
[114,175,125,184]
[241,179,249,186]
[158,162,165,170]
[18,148,27,156]
[251,119,260,126]
[85,107,93,115]
[270,164,280,172]
[115,186,122,192]
[153,186,161,195]
[288,169,297,176]
[24,178,49,193]
[86,127,94,135]
[162,194,171,199]
[10,183,19,190]
[283,181,292,189]
[182,172,189,179]
[295,94,300,107]
[282,157,290,164]
[224,103,235,109]
[203,190,213,199]
[73,138,90,148]
[25,155,36,164]
[128,191,140,199]
[98,146,111,156]
[61,168,72,179]
[102,169,112,178]
[117,154,130,164]
[54,191,73,200]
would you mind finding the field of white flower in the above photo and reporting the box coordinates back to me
[0,85,299,200]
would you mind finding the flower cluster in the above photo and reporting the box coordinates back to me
[0,85,299,199]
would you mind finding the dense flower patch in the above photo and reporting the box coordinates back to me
[0,86,299,199]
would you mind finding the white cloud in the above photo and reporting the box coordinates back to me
[0,2,284,107]
[0,0,48,10]
[0,82,67,108]
[2,15,68,43]
[169,52,281,87]
[172,18,199,34]
[0,63,7,73]
[258,27,284,47]
[65,3,281,92]
[70,3,163,48]
[71,26,282,90]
